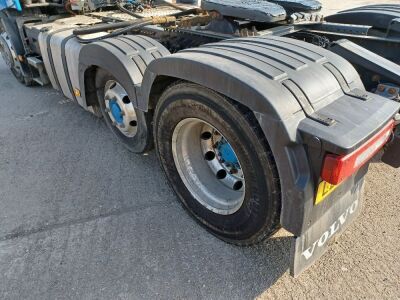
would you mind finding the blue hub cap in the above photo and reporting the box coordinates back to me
[217,138,240,169]
[109,100,123,124]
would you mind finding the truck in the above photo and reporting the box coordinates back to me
[0,0,399,276]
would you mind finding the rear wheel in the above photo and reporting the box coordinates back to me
[154,82,281,245]
[96,68,152,153]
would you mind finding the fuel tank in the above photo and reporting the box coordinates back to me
[25,16,102,110]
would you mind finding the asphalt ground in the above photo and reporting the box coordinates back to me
[0,1,399,299]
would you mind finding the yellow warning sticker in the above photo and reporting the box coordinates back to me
[315,181,338,205]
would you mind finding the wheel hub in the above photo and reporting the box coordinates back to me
[216,138,240,169]
[109,100,124,124]
[104,80,138,138]
[172,118,245,215]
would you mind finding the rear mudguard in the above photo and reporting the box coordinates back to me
[325,4,400,35]
[323,4,400,65]
[139,36,400,239]
[78,35,170,108]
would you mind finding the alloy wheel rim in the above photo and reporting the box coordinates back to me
[104,80,138,138]
[172,118,245,215]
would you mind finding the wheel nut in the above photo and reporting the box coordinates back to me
[204,151,216,161]
[216,169,227,179]
[201,132,212,140]
[233,181,243,191]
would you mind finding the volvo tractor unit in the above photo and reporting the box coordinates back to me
[0,0,399,276]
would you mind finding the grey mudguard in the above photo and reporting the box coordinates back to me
[325,4,400,34]
[79,35,170,107]
[139,36,400,243]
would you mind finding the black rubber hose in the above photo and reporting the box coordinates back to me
[115,0,187,18]
[117,1,199,18]
[73,18,149,36]
[116,1,143,19]
[73,5,201,37]
[73,2,202,43]
[75,19,153,43]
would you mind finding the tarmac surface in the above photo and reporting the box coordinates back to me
[0,1,399,299]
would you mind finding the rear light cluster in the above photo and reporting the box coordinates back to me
[321,120,395,185]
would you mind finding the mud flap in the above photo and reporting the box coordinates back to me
[290,178,365,277]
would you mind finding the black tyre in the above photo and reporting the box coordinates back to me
[96,68,152,153]
[154,82,281,245]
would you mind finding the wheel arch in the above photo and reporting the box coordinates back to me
[139,54,300,116]
[139,47,314,236]
[78,35,170,110]
[79,42,141,109]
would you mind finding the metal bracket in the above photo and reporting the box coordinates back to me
[324,63,370,101]
[282,79,336,126]
[27,56,50,85]
[346,88,371,101]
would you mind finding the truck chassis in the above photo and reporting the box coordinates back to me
[0,0,399,276]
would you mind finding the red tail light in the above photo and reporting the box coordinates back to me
[321,120,395,185]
